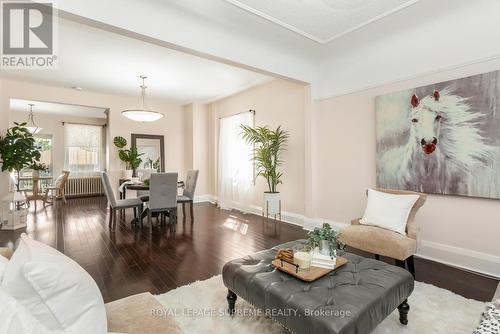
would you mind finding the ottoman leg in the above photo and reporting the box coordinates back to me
[227,290,237,316]
[398,299,410,325]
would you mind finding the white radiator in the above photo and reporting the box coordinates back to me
[64,177,104,197]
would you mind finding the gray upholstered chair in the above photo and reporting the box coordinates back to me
[146,173,178,234]
[101,172,143,229]
[177,170,199,219]
[339,188,427,278]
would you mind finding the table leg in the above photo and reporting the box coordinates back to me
[227,290,237,316]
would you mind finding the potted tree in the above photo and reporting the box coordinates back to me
[0,123,41,192]
[240,125,289,216]
[113,136,143,178]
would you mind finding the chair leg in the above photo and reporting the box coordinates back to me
[395,259,406,269]
[182,203,186,218]
[133,208,137,227]
[113,209,117,229]
[148,210,152,234]
[190,201,194,218]
[61,189,67,204]
[374,254,380,260]
[406,256,416,278]
[109,206,113,227]
[139,206,143,228]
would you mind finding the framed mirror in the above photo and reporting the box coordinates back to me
[131,134,165,176]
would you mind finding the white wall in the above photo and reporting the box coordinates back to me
[0,78,186,198]
[311,58,500,278]
[317,0,500,99]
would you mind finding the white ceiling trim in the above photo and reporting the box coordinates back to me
[224,0,421,44]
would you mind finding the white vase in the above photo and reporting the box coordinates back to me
[122,170,133,179]
[263,192,281,215]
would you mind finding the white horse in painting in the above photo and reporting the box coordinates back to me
[379,88,493,195]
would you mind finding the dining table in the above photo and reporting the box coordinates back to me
[20,175,54,209]
[119,180,185,226]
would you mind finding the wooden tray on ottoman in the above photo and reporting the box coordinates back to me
[272,257,348,282]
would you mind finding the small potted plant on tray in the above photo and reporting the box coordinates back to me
[307,223,345,259]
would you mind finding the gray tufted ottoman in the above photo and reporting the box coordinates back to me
[222,240,413,334]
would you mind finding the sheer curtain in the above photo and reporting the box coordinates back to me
[64,123,105,175]
[218,112,254,212]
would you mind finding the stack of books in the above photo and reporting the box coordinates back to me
[311,248,337,269]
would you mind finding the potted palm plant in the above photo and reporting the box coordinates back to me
[113,136,143,178]
[240,125,289,216]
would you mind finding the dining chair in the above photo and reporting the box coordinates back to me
[43,170,70,206]
[147,173,178,235]
[101,172,143,229]
[177,170,199,220]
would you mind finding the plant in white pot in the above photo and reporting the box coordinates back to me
[113,136,143,179]
[240,125,289,216]
[306,223,346,259]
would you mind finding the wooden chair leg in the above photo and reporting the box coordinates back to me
[182,203,186,218]
[148,210,152,234]
[109,206,113,227]
[133,208,137,227]
[139,206,143,228]
[190,201,194,218]
[113,210,117,229]
[395,259,406,269]
[406,256,416,278]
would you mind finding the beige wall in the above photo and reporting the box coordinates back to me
[312,58,500,277]
[0,78,185,198]
[183,103,210,196]
[208,79,308,215]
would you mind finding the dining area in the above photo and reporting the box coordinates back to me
[100,170,199,235]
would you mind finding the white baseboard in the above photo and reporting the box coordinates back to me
[417,240,500,279]
[191,195,500,278]
[193,194,217,204]
[303,217,349,231]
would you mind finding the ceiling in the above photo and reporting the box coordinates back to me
[223,0,420,43]
[10,99,107,119]
[0,17,273,105]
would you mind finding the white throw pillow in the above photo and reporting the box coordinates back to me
[360,189,419,235]
[0,289,61,334]
[0,255,7,283]
[0,234,107,334]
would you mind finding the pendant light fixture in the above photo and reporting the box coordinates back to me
[122,75,164,122]
[25,104,42,135]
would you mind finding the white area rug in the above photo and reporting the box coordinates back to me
[155,275,485,334]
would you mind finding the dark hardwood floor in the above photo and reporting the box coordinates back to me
[0,196,498,303]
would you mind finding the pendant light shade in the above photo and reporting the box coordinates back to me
[122,75,164,122]
[25,104,42,134]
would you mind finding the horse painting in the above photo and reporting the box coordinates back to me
[376,71,500,199]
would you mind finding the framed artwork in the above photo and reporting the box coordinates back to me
[376,70,500,199]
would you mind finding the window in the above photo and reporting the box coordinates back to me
[217,112,254,212]
[64,123,105,175]
[20,134,53,178]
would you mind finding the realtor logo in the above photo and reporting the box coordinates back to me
[1,1,58,68]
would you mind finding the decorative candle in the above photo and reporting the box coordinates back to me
[294,251,311,270]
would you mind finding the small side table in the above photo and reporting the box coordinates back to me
[1,192,28,230]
